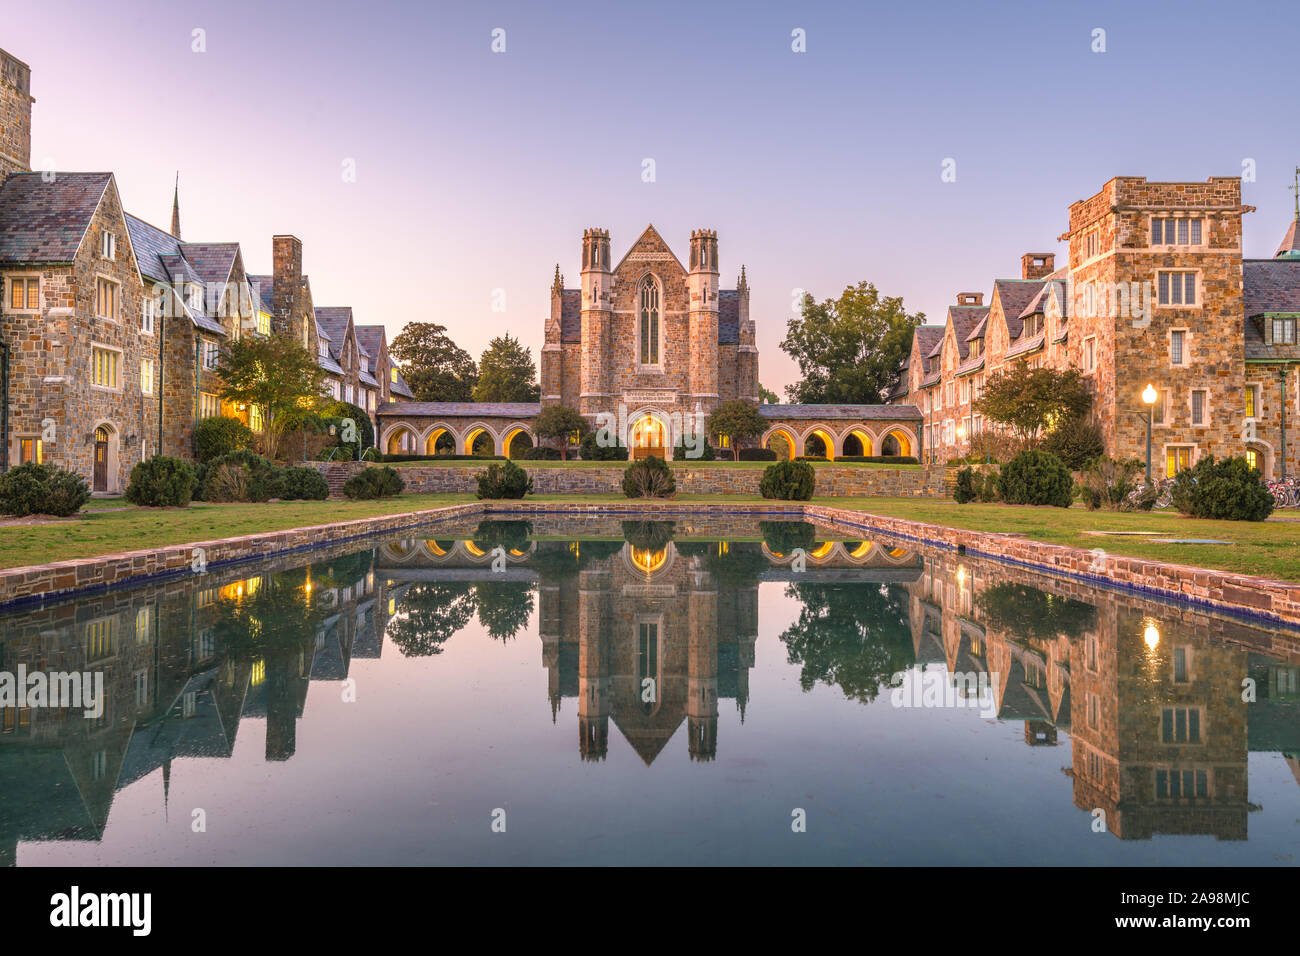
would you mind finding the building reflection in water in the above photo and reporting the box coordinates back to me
[0,517,1297,862]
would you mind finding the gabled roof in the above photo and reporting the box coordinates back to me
[1244,259,1300,317]
[315,306,353,355]
[913,325,944,360]
[611,223,686,275]
[946,305,988,361]
[125,212,181,285]
[967,315,988,341]
[0,171,112,263]
[390,369,414,398]
[127,211,226,335]
[992,279,1044,340]
[354,325,387,367]
[177,242,239,286]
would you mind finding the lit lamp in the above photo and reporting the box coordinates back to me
[956,423,968,466]
[1141,384,1158,482]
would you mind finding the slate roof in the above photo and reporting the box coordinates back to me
[954,354,985,377]
[355,326,386,365]
[1275,218,1300,259]
[1004,331,1046,360]
[947,306,987,361]
[177,242,238,286]
[992,279,1044,340]
[359,369,379,388]
[390,371,414,398]
[127,212,226,335]
[378,402,541,418]
[0,171,112,263]
[1244,259,1300,361]
[125,213,180,285]
[247,274,273,311]
[558,288,743,344]
[758,404,922,421]
[914,325,944,358]
[315,307,353,356]
[967,315,988,341]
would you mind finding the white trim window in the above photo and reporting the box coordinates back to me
[141,296,156,334]
[101,231,116,260]
[201,340,220,370]
[91,345,122,389]
[1157,271,1197,306]
[1190,388,1209,426]
[198,392,221,418]
[1272,316,1297,345]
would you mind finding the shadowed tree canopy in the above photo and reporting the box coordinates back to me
[706,399,767,458]
[216,333,329,461]
[389,322,478,403]
[532,404,588,459]
[473,333,540,403]
[474,581,534,641]
[975,365,1093,448]
[781,282,924,404]
[386,582,478,657]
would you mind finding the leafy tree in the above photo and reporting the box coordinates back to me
[974,365,1092,448]
[781,282,923,403]
[389,322,478,402]
[532,404,588,459]
[778,583,916,703]
[474,581,534,641]
[473,333,540,403]
[758,384,780,404]
[386,582,478,657]
[706,399,767,459]
[216,334,328,461]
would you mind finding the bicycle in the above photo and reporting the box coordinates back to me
[1266,476,1300,508]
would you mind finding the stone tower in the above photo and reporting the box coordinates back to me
[686,229,720,411]
[579,228,612,418]
[540,265,565,404]
[737,265,759,403]
[0,47,33,179]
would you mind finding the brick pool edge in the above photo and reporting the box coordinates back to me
[2,499,1297,630]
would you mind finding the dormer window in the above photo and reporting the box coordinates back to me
[1023,314,1042,337]
[1273,317,1297,345]
[319,340,330,358]
[970,338,982,359]
[187,284,204,311]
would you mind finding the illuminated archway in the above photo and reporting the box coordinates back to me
[384,425,419,456]
[628,411,669,460]
[462,424,497,457]
[423,427,453,456]
[880,428,914,458]
[847,540,874,559]
[762,427,797,460]
[802,427,836,461]
[502,425,535,460]
[843,429,872,458]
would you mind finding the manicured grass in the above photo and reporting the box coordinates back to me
[826,497,1300,582]
[380,458,921,469]
[0,494,474,570]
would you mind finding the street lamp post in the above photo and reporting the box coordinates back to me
[1142,383,1158,482]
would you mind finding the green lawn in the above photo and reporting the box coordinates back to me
[5,492,1297,583]
[826,497,1300,582]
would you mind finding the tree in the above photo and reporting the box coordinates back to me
[781,282,923,404]
[532,404,588,459]
[389,322,478,402]
[975,365,1093,448]
[758,384,780,404]
[473,333,540,403]
[706,399,767,459]
[216,334,328,461]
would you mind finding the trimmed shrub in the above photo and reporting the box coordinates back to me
[519,446,562,460]
[0,462,91,517]
[1043,416,1106,471]
[193,415,254,463]
[672,439,716,461]
[475,460,534,500]
[1077,456,1144,511]
[1170,454,1274,521]
[760,520,816,555]
[795,455,827,462]
[622,456,676,498]
[579,431,629,461]
[836,455,920,465]
[621,519,675,551]
[200,450,278,502]
[974,469,1000,502]
[737,448,778,461]
[125,455,196,507]
[276,465,330,501]
[377,453,506,463]
[953,467,976,504]
[996,450,1073,508]
[759,460,816,501]
[343,465,405,500]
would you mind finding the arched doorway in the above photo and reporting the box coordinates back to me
[763,428,797,460]
[503,427,534,459]
[629,413,667,460]
[385,425,417,456]
[463,426,496,457]
[881,429,913,457]
[842,430,872,458]
[93,425,112,492]
[804,428,835,461]
[424,427,454,456]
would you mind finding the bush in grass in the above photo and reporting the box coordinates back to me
[343,465,405,500]
[0,462,91,517]
[1077,456,1144,511]
[1042,415,1106,471]
[1170,454,1273,521]
[672,438,716,461]
[759,460,816,501]
[519,446,562,460]
[579,431,629,461]
[760,520,816,555]
[475,460,534,500]
[275,465,329,501]
[795,455,827,462]
[622,456,676,498]
[996,449,1073,508]
[737,448,778,461]
[193,415,254,463]
[836,455,920,465]
[953,467,976,504]
[125,455,196,507]
[200,450,278,502]
[974,469,1000,502]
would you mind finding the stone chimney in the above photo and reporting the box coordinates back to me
[956,292,983,307]
[1021,253,1055,280]
[272,235,303,334]
[0,47,33,179]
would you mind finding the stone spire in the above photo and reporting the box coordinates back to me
[552,263,563,293]
[737,265,748,294]
[170,172,181,239]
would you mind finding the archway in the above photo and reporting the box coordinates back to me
[92,423,118,493]
[385,425,418,456]
[880,428,913,458]
[462,425,496,457]
[629,411,668,460]
[842,430,872,458]
[762,427,797,460]
[502,426,534,460]
[803,428,835,461]
[424,427,454,456]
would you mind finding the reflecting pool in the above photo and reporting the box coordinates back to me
[1,514,1297,865]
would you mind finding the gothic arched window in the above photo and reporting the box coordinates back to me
[639,275,660,366]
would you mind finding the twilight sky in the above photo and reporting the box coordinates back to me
[10,0,1299,396]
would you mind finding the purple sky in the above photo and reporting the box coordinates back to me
[11,0,1299,396]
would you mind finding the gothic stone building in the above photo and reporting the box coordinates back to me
[896,175,1300,479]
[378,225,921,460]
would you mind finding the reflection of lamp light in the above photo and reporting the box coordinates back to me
[1144,623,1160,649]
[956,565,966,586]
[1142,384,1158,481]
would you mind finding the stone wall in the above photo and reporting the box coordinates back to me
[380,463,944,497]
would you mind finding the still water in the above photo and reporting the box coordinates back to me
[1,514,1297,866]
